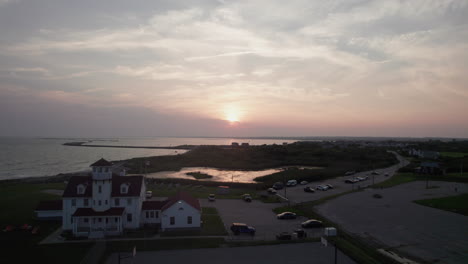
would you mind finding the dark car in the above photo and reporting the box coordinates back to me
[230,223,256,235]
[294,229,307,238]
[276,232,292,240]
[267,188,277,194]
[301,219,323,228]
[272,182,284,190]
[277,212,297,219]
[304,186,315,193]
[325,184,333,189]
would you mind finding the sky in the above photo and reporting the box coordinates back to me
[0,0,467,138]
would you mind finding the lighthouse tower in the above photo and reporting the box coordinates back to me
[90,158,113,212]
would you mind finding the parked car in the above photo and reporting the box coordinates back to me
[208,194,216,202]
[277,212,297,219]
[242,194,252,202]
[316,185,329,191]
[301,219,323,228]
[345,171,356,176]
[384,173,389,177]
[325,184,333,189]
[276,232,292,240]
[371,171,380,175]
[272,182,284,190]
[267,188,277,194]
[230,223,255,235]
[304,186,315,193]
[294,229,307,238]
[286,179,297,187]
[345,179,355,184]
[300,180,308,185]
[145,191,153,199]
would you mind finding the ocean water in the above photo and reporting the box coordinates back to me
[0,137,297,180]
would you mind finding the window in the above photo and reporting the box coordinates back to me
[98,185,102,193]
[71,218,73,224]
[84,199,89,206]
[105,200,108,205]
[115,198,120,206]
[98,218,102,223]
[150,211,155,218]
[187,216,192,224]
[99,167,102,173]
[84,218,89,223]
[115,217,118,223]
[104,167,108,172]
[106,218,108,223]
[170,216,175,225]
[155,211,159,218]
[98,200,102,206]
[127,198,132,205]
[77,185,85,194]
[71,199,76,206]
[127,213,132,222]
[120,184,128,194]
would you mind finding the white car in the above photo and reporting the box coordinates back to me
[316,185,329,191]
[300,181,308,185]
[286,180,297,187]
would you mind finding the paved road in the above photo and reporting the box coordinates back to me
[316,181,468,264]
[108,242,356,264]
[282,151,409,204]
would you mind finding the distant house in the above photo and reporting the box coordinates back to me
[417,162,445,175]
[408,149,439,160]
[231,142,239,147]
[37,158,201,238]
[35,200,62,220]
[241,142,249,147]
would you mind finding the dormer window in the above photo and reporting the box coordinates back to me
[120,183,129,194]
[77,184,86,195]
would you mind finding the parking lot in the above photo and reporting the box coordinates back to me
[316,181,468,264]
[200,199,323,240]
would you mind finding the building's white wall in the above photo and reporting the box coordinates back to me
[62,198,76,230]
[91,166,112,180]
[161,200,201,230]
[92,179,112,211]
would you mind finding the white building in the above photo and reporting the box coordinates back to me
[37,158,201,238]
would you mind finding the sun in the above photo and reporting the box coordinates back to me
[223,107,242,124]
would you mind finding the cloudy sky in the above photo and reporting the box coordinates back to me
[1,0,467,138]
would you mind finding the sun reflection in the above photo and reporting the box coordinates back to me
[223,106,242,124]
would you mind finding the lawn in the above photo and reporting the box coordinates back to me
[414,193,468,216]
[440,152,468,158]
[372,173,418,188]
[0,181,92,264]
[147,183,260,200]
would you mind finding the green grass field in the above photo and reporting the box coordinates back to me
[0,182,92,264]
[414,193,468,216]
[441,152,468,158]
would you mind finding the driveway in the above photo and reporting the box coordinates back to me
[316,181,468,264]
[200,199,323,240]
[108,242,356,264]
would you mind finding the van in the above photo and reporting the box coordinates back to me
[145,191,152,199]
[286,179,297,187]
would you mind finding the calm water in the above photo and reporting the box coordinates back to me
[0,137,297,180]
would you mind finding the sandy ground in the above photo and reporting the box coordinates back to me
[316,181,468,264]
[107,243,356,264]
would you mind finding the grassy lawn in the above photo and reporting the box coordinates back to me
[441,152,468,158]
[0,181,92,263]
[414,193,468,216]
[372,173,418,188]
[148,183,260,200]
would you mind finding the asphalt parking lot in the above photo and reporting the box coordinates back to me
[316,181,468,264]
[108,242,357,264]
[200,199,323,240]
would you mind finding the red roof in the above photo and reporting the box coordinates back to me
[90,158,113,167]
[63,175,143,198]
[142,200,167,210]
[162,192,201,211]
[72,207,125,217]
[63,176,92,197]
[35,200,62,211]
[111,175,144,197]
